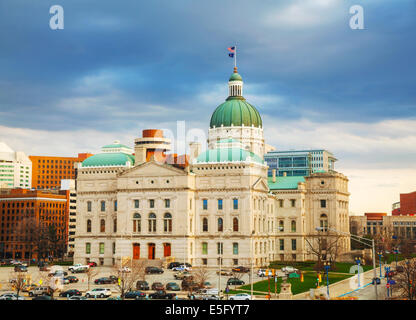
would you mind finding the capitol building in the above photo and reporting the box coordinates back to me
[73,67,350,267]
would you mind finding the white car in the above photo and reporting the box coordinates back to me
[119,267,131,273]
[0,293,25,300]
[229,293,251,300]
[68,296,88,300]
[281,266,298,274]
[257,269,266,277]
[172,265,192,272]
[69,264,90,273]
[85,288,112,298]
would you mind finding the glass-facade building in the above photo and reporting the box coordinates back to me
[264,149,337,177]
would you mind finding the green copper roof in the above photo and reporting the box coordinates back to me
[82,153,135,167]
[229,72,243,81]
[102,143,132,149]
[268,176,305,190]
[196,147,264,164]
[210,97,262,128]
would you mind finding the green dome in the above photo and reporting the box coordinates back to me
[82,153,135,167]
[229,73,242,81]
[196,147,264,164]
[210,97,262,128]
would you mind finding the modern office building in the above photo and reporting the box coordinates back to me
[0,142,32,189]
[264,149,337,177]
[0,188,68,260]
[29,153,93,190]
[61,179,77,257]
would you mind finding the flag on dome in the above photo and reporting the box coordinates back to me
[228,46,235,57]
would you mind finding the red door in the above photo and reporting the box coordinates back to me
[133,244,140,260]
[163,243,171,257]
[148,243,155,260]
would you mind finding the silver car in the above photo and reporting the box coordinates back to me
[0,293,25,300]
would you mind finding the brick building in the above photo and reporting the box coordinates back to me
[0,188,68,260]
[29,153,93,190]
[392,191,416,216]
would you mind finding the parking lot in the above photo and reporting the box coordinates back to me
[0,264,269,300]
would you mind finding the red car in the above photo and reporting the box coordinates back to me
[151,282,164,290]
[88,262,97,267]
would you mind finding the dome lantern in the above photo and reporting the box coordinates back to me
[228,67,243,97]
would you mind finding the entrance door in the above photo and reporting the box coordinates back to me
[133,243,140,260]
[148,243,155,260]
[163,243,171,257]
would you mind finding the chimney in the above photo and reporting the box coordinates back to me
[272,169,276,183]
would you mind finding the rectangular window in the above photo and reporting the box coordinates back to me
[279,239,284,251]
[99,243,104,254]
[85,243,91,254]
[134,200,139,208]
[165,199,170,208]
[217,242,223,255]
[291,239,297,251]
[112,242,116,254]
[320,200,326,208]
[233,199,238,210]
[87,201,92,212]
[233,243,239,255]
[218,199,223,210]
[290,199,296,207]
[100,201,105,212]
[279,199,283,208]
[114,200,117,212]
[202,242,208,255]
[149,199,155,208]
[202,258,207,265]
[203,199,208,210]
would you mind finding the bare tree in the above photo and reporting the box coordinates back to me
[85,266,99,291]
[192,266,210,289]
[112,259,146,300]
[305,228,343,271]
[395,259,416,300]
[8,271,28,299]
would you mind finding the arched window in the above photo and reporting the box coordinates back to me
[100,201,105,212]
[202,218,208,232]
[320,214,328,231]
[133,213,141,233]
[291,220,296,232]
[164,213,172,232]
[86,219,91,233]
[279,220,284,232]
[217,217,223,232]
[148,213,156,233]
[100,219,105,233]
[233,217,239,232]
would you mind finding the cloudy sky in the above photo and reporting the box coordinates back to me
[0,0,415,214]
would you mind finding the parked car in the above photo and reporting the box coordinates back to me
[216,269,233,276]
[49,270,68,277]
[257,269,266,277]
[124,290,146,300]
[136,280,150,291]
[227,278,245,286]
[372,277,381,285]
[68,296,88,300]
[64,276,79,283]
[119,266,131,273]
[95,277,114,285]
[181,278,200,291]
[85,288,112,298]
[203,281,213,289]
[68,264,90,273]
[88,262,97,267]
[167,262,181,269]
[148,290,176,300]
[22,284,38,292]
[145,266,164,274]
[229,293,251,300]
[32,295,54,300]
[39,265,50,272]
[14,265,28,272]
[232,266,250,273]
[0,293,25,300]
[281,266,298,274]
[108,275,118,283]
[174,271,191,280]
[172,265,192,272]
[151,282,165,290]
[29,286,53,297]
[59,289,82,298]
[197,288,219,296]
[165,282,180,291]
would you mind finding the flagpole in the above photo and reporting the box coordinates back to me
[235,45,237,68]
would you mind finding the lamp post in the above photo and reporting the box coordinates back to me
[377,251,383,277]
[354,257,362,288]
[250,230,255,300]
[394,247,399,269]
[323,261,330,298]
[316,227,378,300]
[218,229,232,299]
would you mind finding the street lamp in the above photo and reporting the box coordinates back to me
[218,228,232,299]
[393,247,399,269]
[315,226,379,300]
[377,251,383,277]
[323,261,330,298]
[354,257,362,288]
[250,230,255,300]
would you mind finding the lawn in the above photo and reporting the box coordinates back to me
[234,271,352,295]
[268,261,373,274]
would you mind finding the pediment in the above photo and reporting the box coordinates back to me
[119,161,188,178]
[252,177,270,192]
